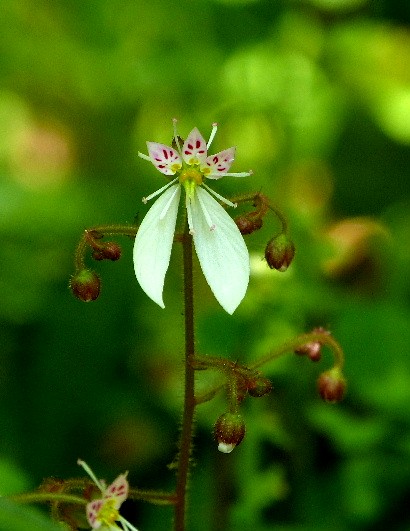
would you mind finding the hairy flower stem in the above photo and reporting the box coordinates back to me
[74,225,138,271]
[174,227,196,531]
[9,492,86,506]
[232,191,289,234]
[249,331,345,371]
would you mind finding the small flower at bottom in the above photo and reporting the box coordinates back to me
[77,459,139,531]
[134,120,252,314]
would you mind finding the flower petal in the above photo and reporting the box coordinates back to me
[202,147,236,178]
[190,187,249,314]
[86,499,103,529]
[182,128,207,165]
[147,142,182,175]
[133,184,181,308]
[103,473,129,508]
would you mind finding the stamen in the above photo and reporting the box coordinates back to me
[119,515,140,531]
[207,122,218,150]
[138,152,152,162]
[197,189,216,231]
[159,185,180,220]
[172,118,181,152]
[208,170,252,178]
[186,195,195,235]
[77,459,105,492]
[142,177,178,204]
[202,183,237,208]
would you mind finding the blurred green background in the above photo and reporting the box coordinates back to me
[1,0,410,530]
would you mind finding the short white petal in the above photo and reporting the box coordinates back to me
[133,185,181,308]
[146,142,182,175]
[182,128,208,165]
[202,147,236,175]
[191,187,250,314]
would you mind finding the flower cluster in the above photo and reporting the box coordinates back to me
[133,121,252,314]
[78,459,138,531]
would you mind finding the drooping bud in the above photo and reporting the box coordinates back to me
[214,412,246,453]
[265,234,295,271]
[247,375,273,397]
[70,269,101,302]
[235,214,263,235]
[317,367,346,403]
[295,341,321,361]
[92,242,122,261]
[295,328,330,362]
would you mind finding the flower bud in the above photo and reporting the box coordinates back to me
[235,214,263,235]
[91,251,104,261]
[295,342,321,361]
[317,368,346,403]
[265,234,295,271]
[70,269,101,302]
[214,412,246,453]
[247,376,273,397]
[295,327,330,362]
[92,242,121,261]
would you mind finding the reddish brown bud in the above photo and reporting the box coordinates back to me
[317,368,346,403]
[295,328,330,362]
[265,234,295,271]
[92,242,121,261]
[247,376,273,397]
[39,477,65,493]
[70,269,100,302]
[214,412,246,453]
[295,342,322,361]
[235,214,263,235]
[91,250,105,261]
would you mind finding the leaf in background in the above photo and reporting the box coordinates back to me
[0,499,65,531]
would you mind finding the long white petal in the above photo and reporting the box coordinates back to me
[190,186,250,314]
[133,184,181,308]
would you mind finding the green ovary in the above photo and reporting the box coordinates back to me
[179,168,203,186]
[97,499,120,526]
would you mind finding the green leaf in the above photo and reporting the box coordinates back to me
[0,499,65,531]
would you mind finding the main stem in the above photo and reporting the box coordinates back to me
[174,229,196,531]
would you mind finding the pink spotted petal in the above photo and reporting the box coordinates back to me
[202,147,236,178]
[182,128,207,165]
[103,473,129,508]
[147,142,182,175]
[86,499,103,529]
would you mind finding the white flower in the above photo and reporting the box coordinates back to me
[77,459,139,531]
[134,121,252,314]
